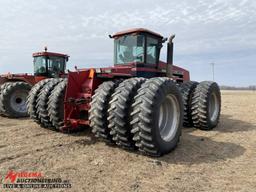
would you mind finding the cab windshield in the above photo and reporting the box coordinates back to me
[34,56,66,77]
[114,34,160,65]
[34,56,47,74]
[114,35,145,64]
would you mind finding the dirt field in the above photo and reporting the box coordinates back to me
[0,91,255,192]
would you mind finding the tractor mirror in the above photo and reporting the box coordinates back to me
[162,37,168,43]
[157,43,163,49]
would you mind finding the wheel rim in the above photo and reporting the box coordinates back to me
[158,94,180,142]
[209,92,220,122]
[10,90,28,114]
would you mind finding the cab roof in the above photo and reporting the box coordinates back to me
[32,51,69,58]
[112,28,163,39]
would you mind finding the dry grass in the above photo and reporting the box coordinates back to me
[0,91,255,192]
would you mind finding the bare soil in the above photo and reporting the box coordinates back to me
[0,91,255,192]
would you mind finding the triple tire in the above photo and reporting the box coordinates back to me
[27,78,67,130]
[89,77,184,156]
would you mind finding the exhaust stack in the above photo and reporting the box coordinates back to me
[166,34,175,78]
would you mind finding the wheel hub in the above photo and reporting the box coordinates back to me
[10,90,28,113]
[209,92,220,122]
[158,94,180,142]
[16,98,22,104]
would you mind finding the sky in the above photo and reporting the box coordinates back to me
[0,0,255,86]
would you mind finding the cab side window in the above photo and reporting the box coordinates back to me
[48,56,65,77]
[146,37,158,64]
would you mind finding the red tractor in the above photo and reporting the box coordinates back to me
[27,28,221,156]
[0,48,68,117]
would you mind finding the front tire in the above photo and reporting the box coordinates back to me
[89,81,121,142]
[131,77,183,156]
[108,78,146,149]
[47,80,67,130]
[36,78,64,128]
[27,79,51,121]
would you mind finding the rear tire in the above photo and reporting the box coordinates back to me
[27,79,51,121]
[36,78,64,128]
[131,77,183,156]
[179,81,199,127]
[0,82,32,117]
[89,81,121,142]
[191,81,221,130]
[108,78,146,149]
[47,80,67,130]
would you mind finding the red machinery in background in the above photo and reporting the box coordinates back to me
[0,48,68,117]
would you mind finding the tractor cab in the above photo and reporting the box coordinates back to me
[112,28,164,67]
[108,28,178,79]
[32,48,69,78]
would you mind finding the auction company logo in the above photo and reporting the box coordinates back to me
[2,170,71,189]
[5,170,43,183]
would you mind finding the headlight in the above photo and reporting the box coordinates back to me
[95,68,101,73]
[104,69,112,73]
